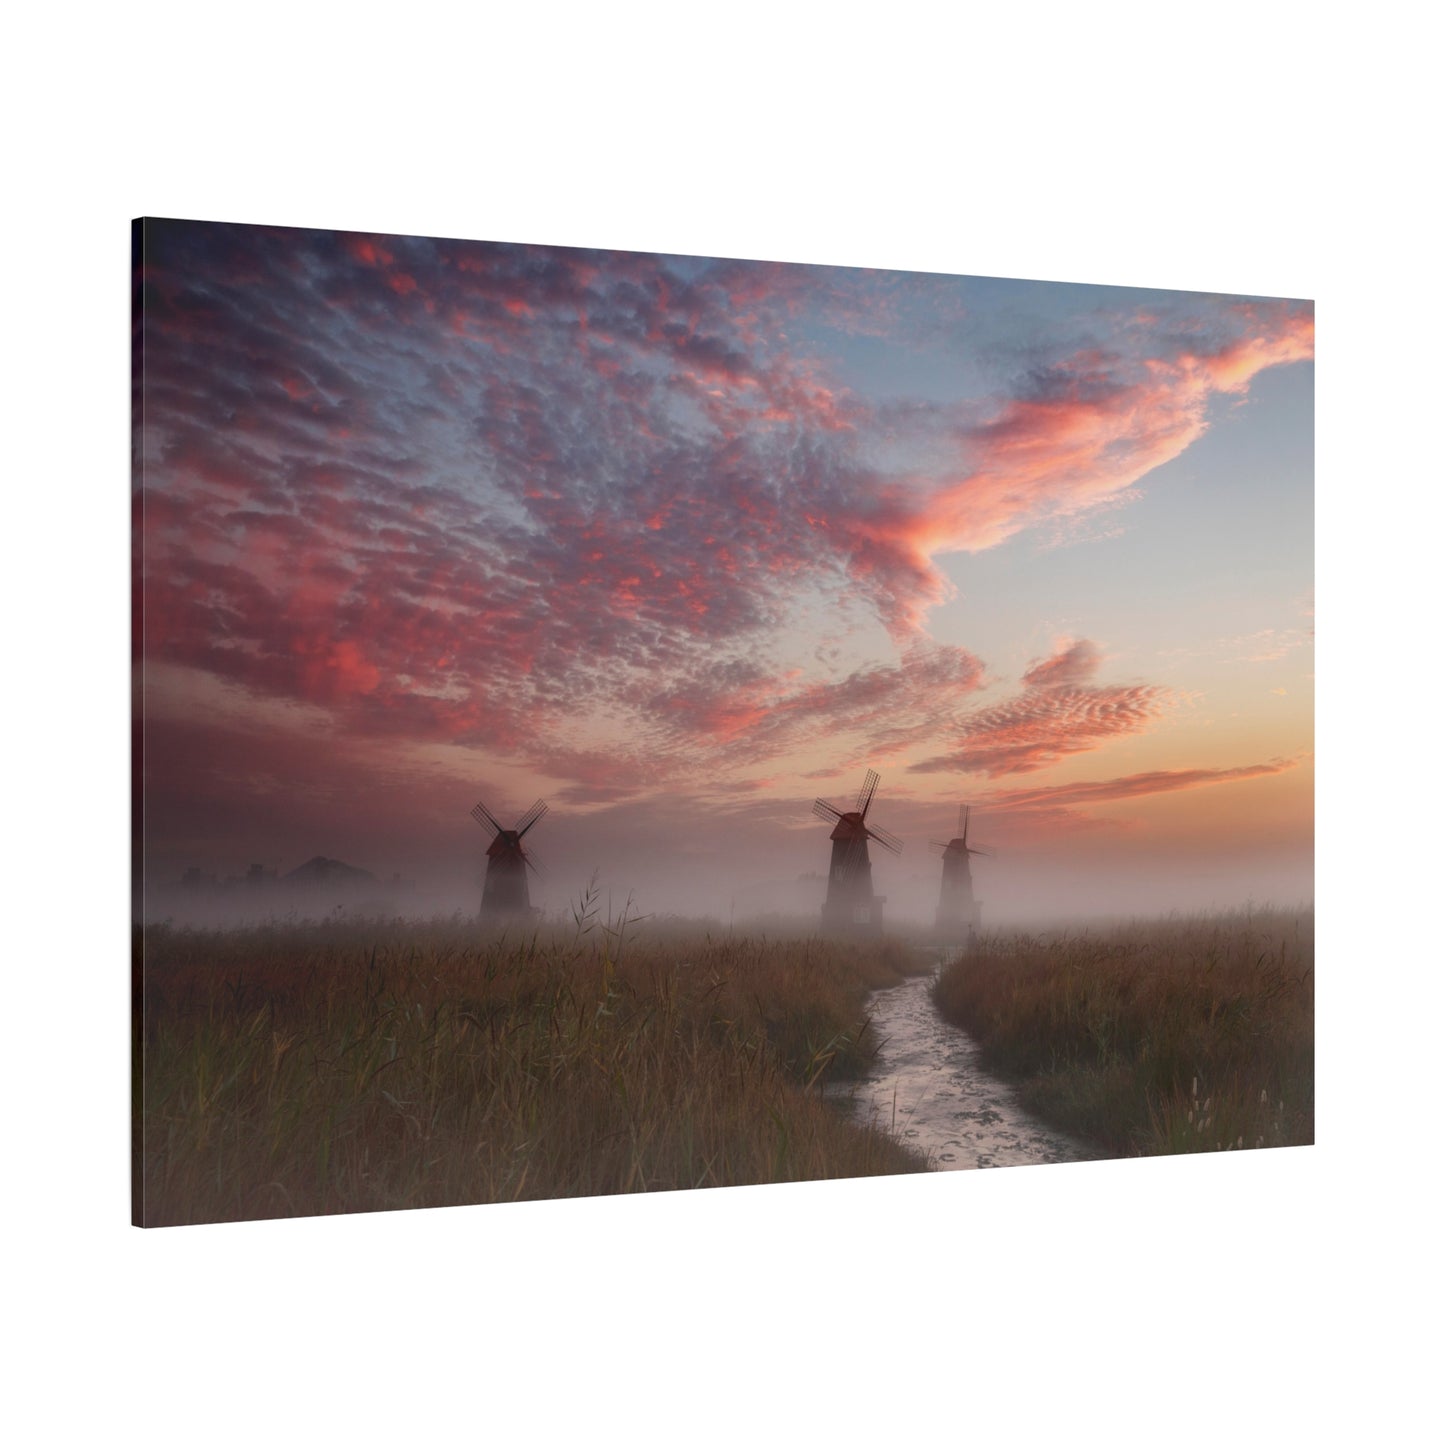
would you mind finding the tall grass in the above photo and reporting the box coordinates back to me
[932,908,1313,1157]
[135,901,933,1226]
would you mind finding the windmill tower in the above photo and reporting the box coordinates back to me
[813,768,902,936]
[471,797,547,919]
[932,804,991,945]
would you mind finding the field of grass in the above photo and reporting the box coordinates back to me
[134,902,934,1226]
[932,908,1313,1157]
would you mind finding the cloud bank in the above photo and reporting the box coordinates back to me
[137,224,1311,787]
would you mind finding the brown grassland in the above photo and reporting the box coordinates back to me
[134,900,934,1226]
[932,907,1314,1157]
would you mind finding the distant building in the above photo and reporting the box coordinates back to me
[162,855,394,916]
[282,856,377,889]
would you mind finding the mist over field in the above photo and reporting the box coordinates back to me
[141,814,1311,931]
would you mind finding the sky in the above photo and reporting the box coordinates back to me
[134,218,1313,923]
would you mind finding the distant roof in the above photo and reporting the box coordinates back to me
[282,855,378,886]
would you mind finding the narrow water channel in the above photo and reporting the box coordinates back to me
[832,957,1100,1171]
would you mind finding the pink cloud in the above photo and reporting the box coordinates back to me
[1021,637,1103,689]
[970,758,1301,834]
[911,638,1170,777]
[884,302,1315,570]
[640,641,986,766]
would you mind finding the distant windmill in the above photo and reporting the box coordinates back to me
[472,797,547,919]
[932,804,992,945]
[813,768,902,936]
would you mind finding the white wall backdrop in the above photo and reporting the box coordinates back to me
[4,3,1434,1439]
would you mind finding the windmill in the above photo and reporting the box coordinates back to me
[812,768,902,936]
[471,797,547,919]
[932,804,992,945]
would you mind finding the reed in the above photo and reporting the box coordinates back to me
[931,907,1313,1157]
[134,901,932,1226]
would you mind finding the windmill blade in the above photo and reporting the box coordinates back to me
[967,845,995,859]
[856,768,880,818]
[929,840,950,852]
[960,804,970,844]
[813,797,844,824]
[864,822,903,856]
[516,798,549,837]
[521,845,545,877]
[471,800,504,833]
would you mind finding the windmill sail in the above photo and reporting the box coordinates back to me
[473,797,548,919]
[815,768,900,936]
[934,801,989,944]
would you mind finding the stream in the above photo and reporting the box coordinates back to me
[830,955,1100,1170]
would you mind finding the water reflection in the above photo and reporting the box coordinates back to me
[832,963,1103,1171]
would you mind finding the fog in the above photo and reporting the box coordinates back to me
[138,799,1312,933]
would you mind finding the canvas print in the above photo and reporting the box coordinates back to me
[132,218,1313,1226]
